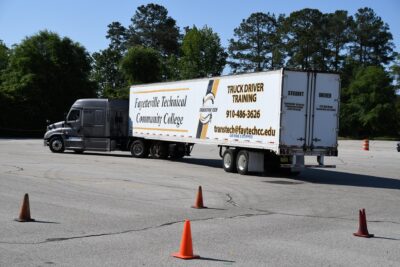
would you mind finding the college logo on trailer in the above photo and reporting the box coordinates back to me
[196,79,220,139]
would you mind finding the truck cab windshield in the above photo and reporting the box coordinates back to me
[67,109,80,122]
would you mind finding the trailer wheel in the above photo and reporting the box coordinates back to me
[149,142,168,159]
[49,137,65,153]
[169,143,185,160]
[264,152,280,174]
[131,139,149,158]
[222,149,237,173]
[236,150,249,175]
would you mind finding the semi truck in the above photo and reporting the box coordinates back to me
[44,69,340,175]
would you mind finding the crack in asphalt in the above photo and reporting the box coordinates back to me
[369,220,400,225]
[248,207,351,221]
[225,193,239,207]
[248,208,400,225]
[3,164,24,174]
[0,221,184,245]
[1,208,398,246]
[1,191,398,246]
[0,212,275,245]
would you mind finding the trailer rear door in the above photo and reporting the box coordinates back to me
[280,71,309,148]
[310,73,340,148]
[280,71,339,152]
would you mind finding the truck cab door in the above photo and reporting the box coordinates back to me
[64,108,84,149]
[82,108,109,151]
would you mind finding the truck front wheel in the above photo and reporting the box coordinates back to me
[222,149,237,173]
[49,137,65,153]
[130,139,149,158]
[236,150,249,175]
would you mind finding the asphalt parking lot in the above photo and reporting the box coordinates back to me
[0,139,399,266]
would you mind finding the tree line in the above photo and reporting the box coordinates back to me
[0,4,399,138]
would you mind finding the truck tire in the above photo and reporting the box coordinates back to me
[222,149,237,173]
[264,152,280,174]
[49,137,65,153]
[149,142,168,159]
[236,150,249,175]
[131,139,149,158]
[169,143,185,160]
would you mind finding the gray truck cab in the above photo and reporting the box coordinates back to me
[44,99,129,153]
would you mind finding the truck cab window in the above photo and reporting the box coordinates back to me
[83,109,105,126]
[67,109,80,121]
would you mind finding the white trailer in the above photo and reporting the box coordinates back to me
[129,69,340,175]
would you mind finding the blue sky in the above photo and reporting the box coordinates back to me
[0,0,399,54]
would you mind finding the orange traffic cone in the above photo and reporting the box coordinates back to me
[172,220,199,259]
[363,139,369,151]
[191,186,207,209]
[15,193,35,222]
[353,209,373,238]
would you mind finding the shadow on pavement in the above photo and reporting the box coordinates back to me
[65,151,132,158]
[372,236,400,241]
[32,220,60,224]
[64,152,400,190]
[198,257,235,263]
[182,157,400,191]
[179,158,221,168]
[292,169,400,190]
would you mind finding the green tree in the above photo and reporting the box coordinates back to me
[0,40,9,72]
[92,48,127,98]
[127,3,180,56]
[350,7,395,66]
[120,46,161,84]
[323,11,353,71]
[0,41,11,135]
[391,54,400,135]
[106,22,128,53]
[340,66,397,137]
[282,8,326,70]
[0,40,9,89]
[0,31,96,135]
[162,54,180,81]
[93,3,180,91]
[391,54,400,92]
[92,22,129,98]
[179,26,227,79]
[228,12,283,73]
